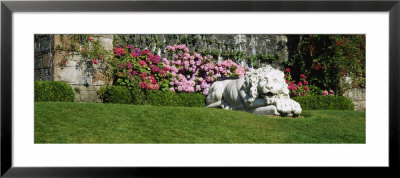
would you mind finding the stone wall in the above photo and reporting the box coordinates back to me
[34,35,54,81]
[34,34,113,102]
[116,34,289,67]
[343,88,366,111]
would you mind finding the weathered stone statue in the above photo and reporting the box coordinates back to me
[206,66,302,117]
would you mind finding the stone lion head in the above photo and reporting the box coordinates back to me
[241,66,290,106]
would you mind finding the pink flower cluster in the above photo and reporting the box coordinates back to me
[138,60,147,66]
[216,59,246,78]
[113,43,246,95]
[139,75,159,90]
[113,46,126,57]
[114,46,166,90]
[285,68,310,97]
[165,44,245,95]
[166,44,190,53]
[322,90,334,96]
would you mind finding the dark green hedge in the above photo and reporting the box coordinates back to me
[98,86,206,107]
[146,90,206,107]
[101,86,132,104]
[292,95,354,110]
[35,81,75,102]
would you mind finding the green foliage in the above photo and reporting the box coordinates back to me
[287,35,365,95]
[129,85,147,105]
[307,85,324,96]
[284,69,310,97]
[73,87,81,94]
[80,35,114,79]
[100,86,132,104]
[196,48,221,60]
[248,54,280,68]
[176,92,206,107]
[221,50,245,61]
[144,90,177,106]
[98,85,147,105]
[177,34,199,46]
[113,34,199,55]
[146,90,206,107]
[96,86,107,100]
[99,86,206,107]
[293,95,354,110]
[34,81,75,102]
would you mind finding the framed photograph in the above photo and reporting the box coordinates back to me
[2,0,399,177]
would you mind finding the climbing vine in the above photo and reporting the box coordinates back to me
[56,34,114,83]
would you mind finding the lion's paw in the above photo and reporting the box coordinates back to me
[275,99,291,115]
[220,100,232,110]
[275,99,302,117]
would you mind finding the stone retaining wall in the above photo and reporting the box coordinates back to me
[34,35,54,81]
[343,88,366,111]
[135,34,288,59]
[35,34,113,102]
[116,34,289,68]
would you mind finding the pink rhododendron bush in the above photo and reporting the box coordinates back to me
[284,68,310,97]
[284,68,336,97]
[112,44,246,95]
[165,44,245,95]
[113,46,170,91]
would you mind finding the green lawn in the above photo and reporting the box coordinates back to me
[34,102,365,143]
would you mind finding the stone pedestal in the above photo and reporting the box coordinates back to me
[247,105,279,116]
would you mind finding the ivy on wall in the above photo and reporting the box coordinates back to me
[55,34,114,84]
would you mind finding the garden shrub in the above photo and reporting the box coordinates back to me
[286,35,365,95]
[99,85,149,105]
[165,45,246,95]
[145,91,206,107]
[34,81,75,102]
[292,95,354,110]
[99,86,206,107]
[97,86,107,100]
[307,85,324,96]
[128,85,147,105]
[101,86,132,104]
[176,92,206,107]
[111,43,246,97]
[146,91,206,107]
[284,68,310,97]
[145,90,178,106]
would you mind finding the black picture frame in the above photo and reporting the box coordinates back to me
[1,0,399,177]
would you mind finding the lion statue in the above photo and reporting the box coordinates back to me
[206,65,302,117]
